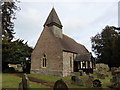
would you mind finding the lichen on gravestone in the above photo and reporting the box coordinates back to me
[71,76,83,86]
[18,74,30,90]
[110,71,120,88]
[53,79,68,90]
[93,79,102,88]
[84,76,94,87]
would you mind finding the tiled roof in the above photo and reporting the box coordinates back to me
[75,53,91,61]
[59,34,89,54]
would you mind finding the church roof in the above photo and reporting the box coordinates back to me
[74,53,91,61]
[58,34,89,54]
[44,8,63,29]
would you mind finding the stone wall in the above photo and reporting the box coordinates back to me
[63,51,77,77]
[31,26,63,76]
[31,69,63,77]
[51,25,63,38]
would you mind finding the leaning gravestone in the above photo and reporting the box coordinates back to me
[53,79,68,90]
[19,74,30,90]
[71,76,83,86]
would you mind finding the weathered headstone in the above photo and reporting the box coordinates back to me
[85,76,94,87]
[18,74,29,90]
[89,75,94,81]
[79,70,83,76]
[110,71,120,88]
[93,79,102,88]
[96,73,105,79]
[53,79,68,90]
[71,76,83,86]
[71,76,76,82]
[96,63,109,73]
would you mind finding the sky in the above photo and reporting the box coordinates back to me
[14,0,119,55]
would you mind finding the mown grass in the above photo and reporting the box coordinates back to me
[0,73,2,89]
[2,73,49,88]
[28,74,86,88]
[28,73,61,83]
[98,77,112,88]
[2,73,21,88]
[2,73,112,89]
[29,73,112,88]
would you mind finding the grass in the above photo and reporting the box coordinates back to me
[2,73,21,88]
[98,77,112,88]
[28,74,86,88]
[0,73,2,89]
[2,73,49,88]
[28,73,61,83]
[2,73,113,89]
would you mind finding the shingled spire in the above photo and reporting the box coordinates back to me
[44,8,63,29]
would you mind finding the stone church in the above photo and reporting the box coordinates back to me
[31,8,95,77]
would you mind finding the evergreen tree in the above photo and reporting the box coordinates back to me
[1,1,33,73]
[1,1,20,70]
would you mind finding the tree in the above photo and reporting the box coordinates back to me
[1,0,20,70]
[91,26,120,70]
[1,1,33,73]
[9,39,33,73]
[8,39,33,64]
[2,1,19,41]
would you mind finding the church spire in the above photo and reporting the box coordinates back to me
[44,8,63,29]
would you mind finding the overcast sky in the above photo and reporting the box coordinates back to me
[14,0,119,54]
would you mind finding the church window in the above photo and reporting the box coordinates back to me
[70,56,72,68]
[42,54,47,68]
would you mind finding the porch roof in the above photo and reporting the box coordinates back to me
[74,53,91,61]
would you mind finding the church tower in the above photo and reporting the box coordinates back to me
[44,8,63,38]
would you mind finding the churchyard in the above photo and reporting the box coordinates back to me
[2,64,120,89]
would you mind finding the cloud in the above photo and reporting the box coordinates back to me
[14,1,118,53]
[14,7,43,46]
[20,0,119,3]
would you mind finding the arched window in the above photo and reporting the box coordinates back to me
[42,54,47,68]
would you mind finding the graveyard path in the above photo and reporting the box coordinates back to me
[28,76,53,87]
[13,74,53,88]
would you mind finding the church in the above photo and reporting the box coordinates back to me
[31,8,95,77]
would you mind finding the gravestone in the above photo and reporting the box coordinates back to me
[71,76,83,86]
[96,63,109,73]
[110,71,120,88]
[53,79,68,90]
[96,73,105,79]
[79,70,83,76]
[71,76,76,82]
[85,76,94,87]
[93,79,102,88]
[18,74,29,90]
[89,76,94,81]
